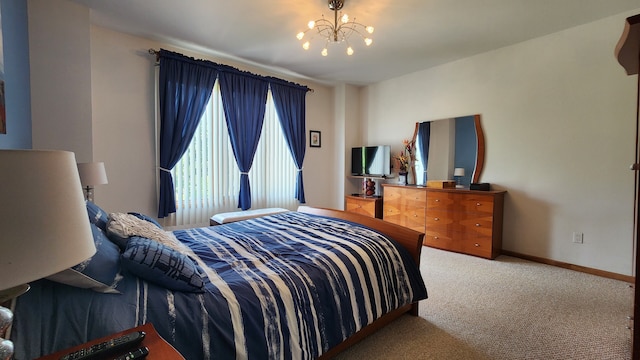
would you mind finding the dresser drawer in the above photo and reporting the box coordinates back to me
[424,231,457,250]
[385,204,425,232]
[426,208,492,226]
[345,196,382,218]
[459,236,494,258]
[427,192,493,215]
[425,229,493,258]
[426,191,455,210]
[385,186,426,207]
[457,194,494,215]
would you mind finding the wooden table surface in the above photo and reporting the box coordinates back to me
[35,323,185,360]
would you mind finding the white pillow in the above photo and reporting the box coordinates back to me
[106,212,183,251]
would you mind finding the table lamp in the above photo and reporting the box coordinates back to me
[0,150,97,359]
[454,167,465,188]
[77,162,108,202]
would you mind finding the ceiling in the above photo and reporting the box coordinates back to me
[70,0,639,86]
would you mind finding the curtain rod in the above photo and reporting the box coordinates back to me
[148,49,314,93]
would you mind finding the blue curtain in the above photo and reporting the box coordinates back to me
[157,50,218,218]
[218,71,269,210]
[418,121,431,184]
[270,82,308,203]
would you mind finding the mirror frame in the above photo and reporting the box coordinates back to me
[411,114,485,185]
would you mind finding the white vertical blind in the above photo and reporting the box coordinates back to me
[170,81,298,227]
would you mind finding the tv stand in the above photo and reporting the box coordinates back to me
[349,175,393,179]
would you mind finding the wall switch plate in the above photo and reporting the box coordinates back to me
[572,232,584,244]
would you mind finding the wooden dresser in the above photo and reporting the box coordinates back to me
[382,184,505,259]
[345,195,383,219]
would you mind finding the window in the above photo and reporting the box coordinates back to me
[170,81,298,227]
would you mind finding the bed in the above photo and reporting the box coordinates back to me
[9,204,427,359]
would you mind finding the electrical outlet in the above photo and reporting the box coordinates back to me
[572,232,583,244]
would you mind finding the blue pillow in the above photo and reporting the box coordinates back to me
[128,212,162,228]
[121,237,205,293]
[86,201,109,231]
[47,223,122,293]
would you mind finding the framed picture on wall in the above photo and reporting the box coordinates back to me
[310,130,321,148]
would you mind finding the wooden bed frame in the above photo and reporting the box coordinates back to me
[297,206,426,359]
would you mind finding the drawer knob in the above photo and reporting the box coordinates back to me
[435,199,440,202]
[434,217,439,221]
[434,236,439,240]
[476,202,481,206]
[474,243,480,247]
[413,214,418,217]
[475,223,480,227]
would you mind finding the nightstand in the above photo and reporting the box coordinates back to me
[36,323,184,360]
[345,195,383,219]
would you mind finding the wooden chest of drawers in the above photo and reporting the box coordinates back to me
[424,189,505,259]
[345,195,383,219]
[382,185,426,233]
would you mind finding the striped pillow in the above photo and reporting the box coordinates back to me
[121,236,205,293]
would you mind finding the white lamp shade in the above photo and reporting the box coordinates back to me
[454,167,465,177]
[0,150,96,291]
[77,162,108,186]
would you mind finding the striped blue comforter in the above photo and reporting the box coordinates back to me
[12,212,427,359]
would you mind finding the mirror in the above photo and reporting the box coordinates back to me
[411,114,485,187]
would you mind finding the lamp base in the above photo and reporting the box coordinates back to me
[0,337,13,360]
[0,304,14,360]
[0,284,29,360]
[84,186,95,202]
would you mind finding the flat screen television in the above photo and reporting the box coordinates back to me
[351,145,391,176]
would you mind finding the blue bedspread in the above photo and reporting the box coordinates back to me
[11,212,427,359]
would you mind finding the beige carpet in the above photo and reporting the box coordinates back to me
[334,247,632,360]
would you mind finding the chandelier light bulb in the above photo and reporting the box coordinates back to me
[366,26,374,34]
[303,41,310,50]
[341,14,349,23]
[308,20,316,29]
[296,32,305,40]
[364,38,372,46]
[321,48,328,56]
[347,46,354,55]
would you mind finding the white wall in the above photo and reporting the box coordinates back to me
[88,26,337,216]
[28,0,93,161]
[336,84,364,201]
[362,10,640,275]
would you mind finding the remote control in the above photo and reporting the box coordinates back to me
[113,346,149,360]
[59,331,146,360]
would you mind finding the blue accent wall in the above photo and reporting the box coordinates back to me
[454,116,476,187]
[0,0,32,149]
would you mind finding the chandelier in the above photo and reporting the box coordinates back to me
[296,0,374,56]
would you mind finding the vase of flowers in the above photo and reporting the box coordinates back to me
[394,139,414,185]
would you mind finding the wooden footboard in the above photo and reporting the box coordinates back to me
[297,206,425,266]
[297,206,425,358]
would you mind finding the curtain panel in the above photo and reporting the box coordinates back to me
[218,71,269,210]
[157,50,218,218]
[270,82,308,204]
